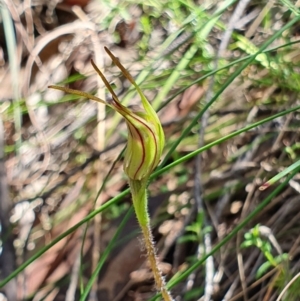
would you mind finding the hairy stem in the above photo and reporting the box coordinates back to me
[129,179,173,301]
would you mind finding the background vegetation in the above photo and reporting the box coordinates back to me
[1,0,300,300]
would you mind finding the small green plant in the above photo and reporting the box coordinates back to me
[241,225,300,300]
[178,212,212,244]
[241,224,288,279]
[49,47,172,301]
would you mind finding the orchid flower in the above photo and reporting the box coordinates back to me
[50,47,164,181]
[49,47,172,301]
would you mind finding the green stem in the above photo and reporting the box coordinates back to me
[129,179,173,301]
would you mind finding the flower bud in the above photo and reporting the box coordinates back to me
[101,47,164,180]
[122,108,164,180]
[49,47,164,181]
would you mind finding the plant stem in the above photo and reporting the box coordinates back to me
[129,179,173,301]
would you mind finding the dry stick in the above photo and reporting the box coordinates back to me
[66,251,81,301]
[228,269,278,301]
[23,0,34,49]
[219,0,252,56]
[221,250,259,301]
[72,6,106,301]
[245,0,275,39]
[234,125,266,301]
[236,170,262,301]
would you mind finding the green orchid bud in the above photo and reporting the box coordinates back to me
[122,108,164,180]
[49,47,164,181]
[104,48,164,180]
